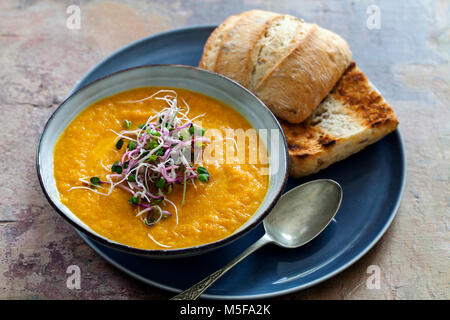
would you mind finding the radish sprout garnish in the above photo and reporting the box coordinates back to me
[69,90,210,230]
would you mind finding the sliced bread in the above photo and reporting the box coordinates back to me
[281,62,399,178]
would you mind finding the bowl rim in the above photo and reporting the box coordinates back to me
[36,64,290,257]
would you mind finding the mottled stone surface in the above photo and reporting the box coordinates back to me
[0,0,448,300]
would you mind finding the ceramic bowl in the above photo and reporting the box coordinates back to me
[37,65,289,258]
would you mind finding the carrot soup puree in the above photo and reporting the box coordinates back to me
[53,87,269,249]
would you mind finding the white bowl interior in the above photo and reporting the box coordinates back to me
[38,66,288,250]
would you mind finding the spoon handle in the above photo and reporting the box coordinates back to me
[171,234,273,300]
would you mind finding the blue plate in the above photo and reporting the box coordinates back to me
[72,26,406,299]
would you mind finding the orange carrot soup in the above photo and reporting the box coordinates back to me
[53,87,269,249]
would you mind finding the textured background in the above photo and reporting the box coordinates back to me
[0,0,448,299]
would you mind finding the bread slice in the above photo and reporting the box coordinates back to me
[281,62,399,178]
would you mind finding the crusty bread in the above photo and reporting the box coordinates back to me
[255,23,352,123]
[199,11,398,178]
[281,62,399,178]
[248,14,304,89]
[198,10,352,123]
[214,10,280,86]
[198,13,242,71]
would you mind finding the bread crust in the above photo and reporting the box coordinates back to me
[199,10,352,123]
[198,13,242,70]
[283,62,399,178]
[255,24,352,123]
[213,10,280,86]
[247,14,302,89]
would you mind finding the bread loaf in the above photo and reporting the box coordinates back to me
[199,10,352,123]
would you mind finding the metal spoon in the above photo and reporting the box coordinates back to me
[171,179,343,300]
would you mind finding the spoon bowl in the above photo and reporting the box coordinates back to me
[264,179,342,248]
[172,179,343,300]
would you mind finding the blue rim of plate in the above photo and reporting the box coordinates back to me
[69,25,406,299]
